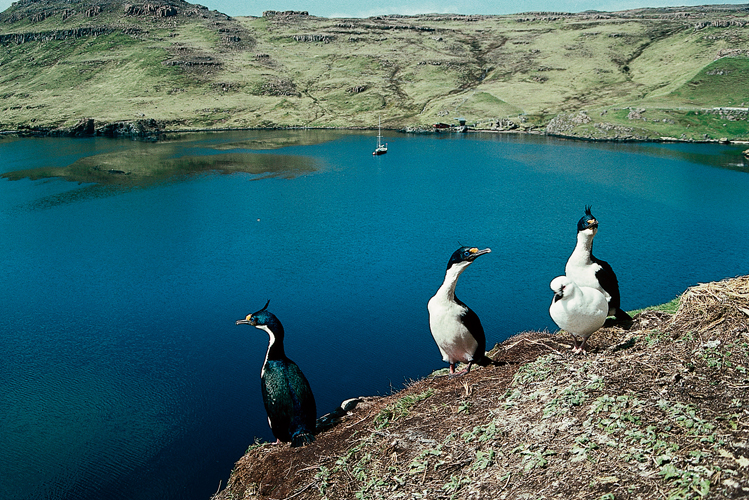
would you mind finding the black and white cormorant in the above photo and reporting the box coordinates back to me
[549,276,608,354]
[236,301,317,447]
[565,206,632,322]
[427,246,492,376]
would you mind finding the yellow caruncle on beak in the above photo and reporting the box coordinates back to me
[470,247,479,253]
[246,314,253,321]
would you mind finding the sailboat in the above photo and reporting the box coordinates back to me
[373,116,387,155]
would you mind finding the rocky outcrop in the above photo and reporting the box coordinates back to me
[0,26,117,45]
[162,56,220,67]
[263,10,309,17]
[694,19,747,29]
[293,34,334,43]
[96,119,163,141]
[493,118,519,130]
[17,118,163,141]
[260,79,298,96]
[123,3,178,17]
[545,111,592,134]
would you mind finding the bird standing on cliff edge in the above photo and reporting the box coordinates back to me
[428,246,492,376]
[236,300,317,447]
[565,206,632,323]
[549,276,608,353]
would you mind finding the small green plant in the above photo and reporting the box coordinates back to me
[512,354,559,385]
[543,385,589,418]
[570,435,599,463]
[658,401,716,437]
[442,474,470,495]
[697,341,733,369]
[643,329,668,346]
[472,449,495,470]
[245,437,265,452]
[315,466,330,497]
[408,447,443,474]
[458,400,472,414]
[462,419,502,443]
[659,464,712,499]
[374,389,434,429]
[512,444,556,470]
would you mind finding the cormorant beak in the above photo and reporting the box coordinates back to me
[236,314,253,326]
[470,247,491,259]
[587,219,599,229]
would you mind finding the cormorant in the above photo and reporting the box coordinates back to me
[565,206,632,322]
[428,246,492,376]
[236,301,317,447]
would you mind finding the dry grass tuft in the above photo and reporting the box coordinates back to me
[670,276,749,336]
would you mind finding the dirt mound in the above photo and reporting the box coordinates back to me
[213,276,749,500]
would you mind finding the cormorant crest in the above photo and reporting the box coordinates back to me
[577,205,598,232]
[236,299,274,327]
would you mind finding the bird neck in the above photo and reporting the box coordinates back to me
[571,230,595,263]
[259,324,286,361]
[436,263,469,302]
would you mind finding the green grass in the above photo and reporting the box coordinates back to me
[374,389,434,429]
[1,5,748,135]
[669,57,749,107]
[628,296,680,317]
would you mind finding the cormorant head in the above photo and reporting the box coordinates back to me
[550,276,574,302]
[576,205,599,234]
[446,246,491,271]
[236,300,284,336]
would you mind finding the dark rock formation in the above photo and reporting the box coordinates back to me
[263,10,309,17]
[0,26,116,45]
[96,119,163,141]
[16,118,162,140]
[293,34,334,43]
[124,3,178,17]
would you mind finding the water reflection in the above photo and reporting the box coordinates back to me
[1,132,330,208]
[3,149,318,185]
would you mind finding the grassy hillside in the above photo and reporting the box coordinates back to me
[1,1,748,140]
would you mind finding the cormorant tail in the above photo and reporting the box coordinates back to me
[290,431,315,448]
[614,309,633,322]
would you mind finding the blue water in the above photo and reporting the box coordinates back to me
[1,131,748,500]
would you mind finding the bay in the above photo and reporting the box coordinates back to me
[1,130,747,500]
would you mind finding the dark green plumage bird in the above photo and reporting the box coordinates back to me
[236,300,317,447]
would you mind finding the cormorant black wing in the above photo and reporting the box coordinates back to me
[261,359,317,444]
[454,295,487,358]
[592,255,621,310]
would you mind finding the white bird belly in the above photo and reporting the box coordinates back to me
[428,299,478,364]
[550,289,608,338]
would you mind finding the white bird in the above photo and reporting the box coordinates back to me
[549,276,608,354]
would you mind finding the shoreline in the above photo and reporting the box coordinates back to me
[3,121,749,147]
